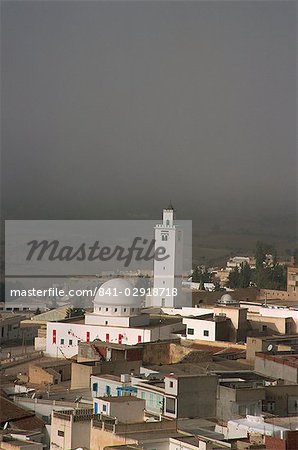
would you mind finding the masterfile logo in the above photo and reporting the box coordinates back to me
[5,220,192,276]
[26,237,169,267]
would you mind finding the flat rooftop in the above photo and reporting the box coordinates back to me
[256,352,298,368]
[146,359,253,376]
[92,374,120,382]
[98,396,144,403]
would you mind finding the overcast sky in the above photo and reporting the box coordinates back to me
[1,0,297,228]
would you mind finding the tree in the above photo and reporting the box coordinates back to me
[255,241,269,269]
[238,262,251,288]
[66,307,85,318]
[192,266,201,283]
[227,267,240,289]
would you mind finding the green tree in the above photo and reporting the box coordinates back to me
[227,267,240,288]
[66,307,85,318]
[238,262,252,288]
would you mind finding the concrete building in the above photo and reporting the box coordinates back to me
[254,352,298,383]
[50,407,93,450]
[0,314,38,345]
[91,370,218,420]
[224,415,290,440]
[90,414,179,450]
[287,266,298,295]
[183,315,230,341]
[133,373,218,419]
[246,335,298,363]
[162,303,247,343]
[214,369,281,422]
[27,360,71,386]
[94,396,146,422]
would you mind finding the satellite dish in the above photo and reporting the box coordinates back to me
[267,344,273,352]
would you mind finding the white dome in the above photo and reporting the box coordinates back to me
[218,293,234,304]
[94,278,140,307]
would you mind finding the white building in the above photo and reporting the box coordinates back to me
[223,415,290,439]
[46,278,183,358]
[148,204,191,308]
[45,207,191,358]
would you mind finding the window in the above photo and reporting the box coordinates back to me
[106,307,109,311]
[92,382,98,392]
[166,220,170,226]
[267,401,275,412]
[132,308,134,312]
[86,331,90,342]
[124,308,127,312]
[262,325,268,332]
[149,393,154,406]
[114,308,118,312]
[138,335,142,343]
[169,381,174,388]
[187,328,194,335]
[203,330,209,337]
[52,329,56,344]
[106,385,111,396]
[69,339,73,345]
[162,234,168,241]
[141,391,146,400]
[103,404,107,412]
[98,307,101,311]
[165,397,176,414]
[106,333,109,342]
[60,339,64,345]
[58,430,64,437]
[105,321,108,325]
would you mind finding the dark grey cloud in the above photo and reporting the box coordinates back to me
[1,1,296,230]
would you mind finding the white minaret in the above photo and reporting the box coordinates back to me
[150,204,184,308]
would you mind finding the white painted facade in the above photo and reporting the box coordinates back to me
[149,206,190,308]
[45,208,191,358]
[225,415,289,439]
[183,317,216,341]
[91,374,137,398]
[46,321,152,358]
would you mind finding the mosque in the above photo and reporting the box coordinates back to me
[46,206,191,358]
